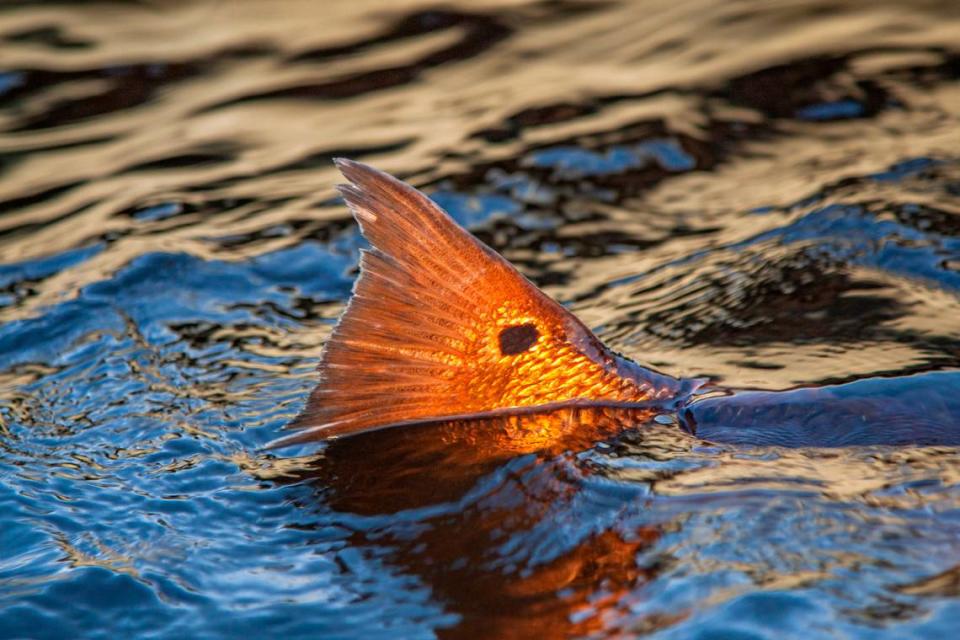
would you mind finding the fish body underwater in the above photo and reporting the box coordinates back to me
[275,159,960,452]
[273,160,960,640]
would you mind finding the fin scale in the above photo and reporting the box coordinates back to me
[275,159,665,447]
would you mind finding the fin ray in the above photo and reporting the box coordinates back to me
[280,159,661,444]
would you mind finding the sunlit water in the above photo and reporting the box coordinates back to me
[2,1,960,638]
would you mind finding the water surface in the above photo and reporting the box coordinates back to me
[2,1,960,638]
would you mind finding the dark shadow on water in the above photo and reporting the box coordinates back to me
[280,407,681,638]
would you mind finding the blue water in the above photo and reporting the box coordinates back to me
[2,1,960,638]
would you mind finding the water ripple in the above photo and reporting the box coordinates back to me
[2,1,960,638]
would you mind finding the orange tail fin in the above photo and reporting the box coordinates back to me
[275,159,677,446]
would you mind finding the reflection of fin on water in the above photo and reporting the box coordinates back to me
[273,159,684,447]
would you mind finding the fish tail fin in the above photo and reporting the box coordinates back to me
[271,159,662,447]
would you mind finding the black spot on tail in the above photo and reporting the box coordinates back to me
[499,323,539,355]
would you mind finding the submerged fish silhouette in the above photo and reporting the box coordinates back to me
[289,416,684,638]
[273,159,960,449]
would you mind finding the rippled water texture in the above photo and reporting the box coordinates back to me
[3,1,960,638]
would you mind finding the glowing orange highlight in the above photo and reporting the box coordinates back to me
[277,160,678,447]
